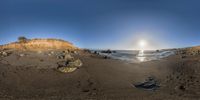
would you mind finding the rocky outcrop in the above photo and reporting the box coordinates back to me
[0,38,78,51]
[57,59,83,73]
[101,49,116,54]
[55,50,83,73]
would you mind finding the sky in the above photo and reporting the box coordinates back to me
[0,0,200,50]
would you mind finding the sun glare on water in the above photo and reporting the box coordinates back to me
[137,39,148,62]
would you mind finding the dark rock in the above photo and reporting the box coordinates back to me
[134,77,159,90]
[94,51,98,54]
[198,50,200,55]
[181,55,186,59]
[101,49,114,54]
[70,50,77,54]
[101,50,111,53]
[104,56,109,59]
[179,85,186,91]
[82,89,90,92]
[112,50,116,53]
[57,61,69,67]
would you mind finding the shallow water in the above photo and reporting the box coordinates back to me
[94,50,175,63]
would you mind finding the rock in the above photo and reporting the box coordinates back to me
[57,59,82,73]
[57,61,68,67]
[19,54,25,57]
[94,51,98,54]
[112,51,117,53]
[57,67,77,73]
[50,51,54,54]
[57,54,65,59]
[67,59,82,68]
[93,51,100,55]
[37,51,42,54]
[63,50,69,54]
[70,50,77,54]
[104,56,109,59]
[101,49,112,53]
[74,51,78,54]
[101,49,116,54]
[134,77,159,91]
[82,89,90,92]
[179,85,186,91]
[83,49,91,53]
[64,54,74,61]
[2,52,8,57]
[181,55,186,59]
[181,51,186,55]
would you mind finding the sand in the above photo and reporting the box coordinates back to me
[0,49,200,100]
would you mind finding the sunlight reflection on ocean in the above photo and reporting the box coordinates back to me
[98,50,175,63]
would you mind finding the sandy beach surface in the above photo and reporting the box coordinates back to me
[0,49,200,100]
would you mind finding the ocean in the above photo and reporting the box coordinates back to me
[94,50,175,63]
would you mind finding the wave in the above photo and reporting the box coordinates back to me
[96,50,175,63]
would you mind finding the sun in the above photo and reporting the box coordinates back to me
[139,40,147,48]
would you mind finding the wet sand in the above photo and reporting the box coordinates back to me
[0,49,200,100]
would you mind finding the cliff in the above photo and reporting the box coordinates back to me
[0,38,78,51]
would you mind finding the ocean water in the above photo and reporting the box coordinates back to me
[95,50,175,63]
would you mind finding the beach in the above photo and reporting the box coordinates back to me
[0,48,199,100]
[1,0,200,99]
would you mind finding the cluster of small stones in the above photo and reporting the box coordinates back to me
[56,50,82,73]
[0,51,11,57]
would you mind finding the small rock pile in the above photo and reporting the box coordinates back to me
[0,51,10,57]
[56,50,82,73]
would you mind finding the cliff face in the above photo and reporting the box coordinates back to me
[0,38,78,51]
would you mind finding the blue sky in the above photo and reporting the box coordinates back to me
[0,0,200,50]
